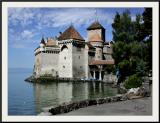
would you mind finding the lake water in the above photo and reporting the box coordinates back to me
[8,68,118,115]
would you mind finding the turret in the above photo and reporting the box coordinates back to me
[40,37,45,51]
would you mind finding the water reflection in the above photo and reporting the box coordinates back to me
[33,81,118,114]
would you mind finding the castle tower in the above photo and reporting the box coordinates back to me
[87,21,105,60]
[34,36,60,77]
[34,37,46,77]
[57,25,86,78]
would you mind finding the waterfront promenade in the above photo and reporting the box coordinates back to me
[60,97,152,116]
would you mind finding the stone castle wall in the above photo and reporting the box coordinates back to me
[34,53,42,76]
[103,45,114,61]
[95,47,103,60]
[34,52,59,77]
[41,52,59,76]
[58,43,73,78]
[72,45,86,79]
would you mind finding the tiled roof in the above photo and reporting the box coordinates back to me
[89,60,114,65]
[58,25,85,41]
[46,38,57,46]
[87,21,105,30]
[89,34,103,42]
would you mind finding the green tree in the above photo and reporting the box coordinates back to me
[142,8,152,71]
[111,9,151,86]
[142,8,152,37]
[112,10,136,44]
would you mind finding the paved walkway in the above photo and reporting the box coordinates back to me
[60,97,152,116]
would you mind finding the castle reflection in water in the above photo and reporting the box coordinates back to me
[33,82,118,114]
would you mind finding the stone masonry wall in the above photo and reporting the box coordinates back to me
[41,52,59,76]
[34,53,42,76]
[72,45,86,79]
[58,43,73,78]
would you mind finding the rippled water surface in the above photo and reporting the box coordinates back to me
[8,68,118,115]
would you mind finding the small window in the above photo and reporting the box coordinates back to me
[79,56,80,59]
[63,66,65,68]
[80,66,82,68]
[64,57,66,60]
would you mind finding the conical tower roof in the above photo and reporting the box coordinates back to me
[40,37,45,44]
[58,25,85,41]
[87,21,105,30]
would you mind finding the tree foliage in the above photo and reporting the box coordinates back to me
[111,8,152,85]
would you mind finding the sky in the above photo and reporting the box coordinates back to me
[8,7,145,68]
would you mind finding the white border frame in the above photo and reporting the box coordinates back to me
[2,2,159,122]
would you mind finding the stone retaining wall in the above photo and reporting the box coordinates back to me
[48,94,128,115]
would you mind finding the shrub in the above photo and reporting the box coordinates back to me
[124,74,142,89]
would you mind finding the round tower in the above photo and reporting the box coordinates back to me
[89,34,103,60]
[87,21,105,60]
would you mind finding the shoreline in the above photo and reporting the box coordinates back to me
[24,75,115,84]
[59,96,152,116]
[38,91,151,116]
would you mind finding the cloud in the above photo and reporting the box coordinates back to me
[8,28,38,49]
[21,30,34,38]
[38,8,114,28]
[8,8,115,49]
[8,8,35,26]
[8,8,114,28]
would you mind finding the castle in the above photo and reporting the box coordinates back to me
[33,21,114,80]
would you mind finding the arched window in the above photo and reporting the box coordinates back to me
[61,45,68,51]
